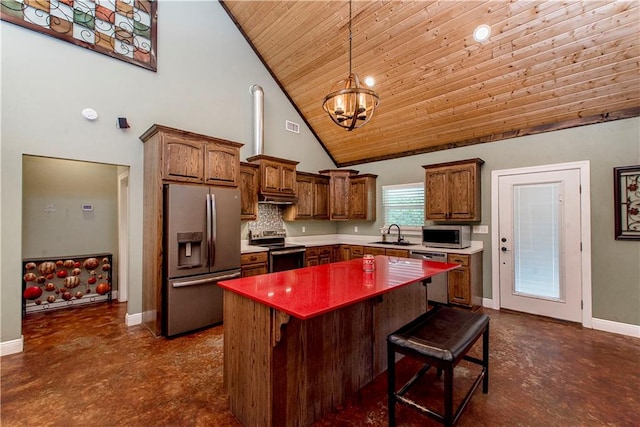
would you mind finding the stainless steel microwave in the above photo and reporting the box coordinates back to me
[422,225,471,249]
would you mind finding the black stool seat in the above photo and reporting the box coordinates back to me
[387,306,489,426]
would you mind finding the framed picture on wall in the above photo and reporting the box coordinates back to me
[0,0,157,71]
[614,165,640,240]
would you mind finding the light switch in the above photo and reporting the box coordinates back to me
[472,225,489,234]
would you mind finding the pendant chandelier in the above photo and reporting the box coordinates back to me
[322,0,380,131]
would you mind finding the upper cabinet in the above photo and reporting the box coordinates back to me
[283,172,330,221]
[422,158,484,222]
[247,154,298,201]
[319,169,377,221]
[140,124,242,186]
[349,174,377,221]
[240,162,259,221]
[204,142,242,186]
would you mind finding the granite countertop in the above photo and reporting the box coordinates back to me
[219,256,459,320]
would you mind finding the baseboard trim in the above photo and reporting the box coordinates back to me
[1,336,24,356]
[592,318,640,338]
[125,312,143,327]
[481,300,639,338]
[482,298,494,308]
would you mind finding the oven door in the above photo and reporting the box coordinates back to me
[269,247,306,272]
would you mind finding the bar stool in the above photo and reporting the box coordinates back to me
[387,306,489,426]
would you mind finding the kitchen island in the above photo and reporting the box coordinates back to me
[218,255,459,427]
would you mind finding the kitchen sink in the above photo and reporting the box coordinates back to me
[369,240,413,246]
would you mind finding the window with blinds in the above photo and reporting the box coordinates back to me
[382,183,425,228]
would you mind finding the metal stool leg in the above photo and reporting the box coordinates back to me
[483,323,489,393]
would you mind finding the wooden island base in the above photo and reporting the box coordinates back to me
[223,281,428,427]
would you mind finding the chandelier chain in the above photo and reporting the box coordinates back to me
[321,0,379,130]
[349,0,352,76]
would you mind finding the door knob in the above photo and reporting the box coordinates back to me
[501,237,507,242]
[501,246,508,252]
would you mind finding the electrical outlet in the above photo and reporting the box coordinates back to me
[44,204,56,212]
[472,225,489,234]
[302,226,306,233]
[354,226,358,233]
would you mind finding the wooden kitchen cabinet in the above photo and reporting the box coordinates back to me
[319,169,377,221]
[141,124,242,186]
[204,142,242,186]
[423,158,484,222]
[319,169,359,220]
[247,154,298,199]
[362,246,409,257]
[306,247,319,266]
[447,252,483,307]
[313,175,330,220]
[305,245,333,267]
[338,244,353,261]
[385,248,409,258]
[241,252,268,277]
[283,173,330,220]
[240,162,259,221]
[350,245,364,259]
[349,174,377,221]
[364,246,386,256]
[318,246,332,264]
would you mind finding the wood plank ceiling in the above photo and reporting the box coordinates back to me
[221,1,640,167]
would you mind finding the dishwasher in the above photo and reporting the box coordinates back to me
[410,250,448,304]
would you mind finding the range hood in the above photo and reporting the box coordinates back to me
[258,194,298,204]
[249,85,299,205]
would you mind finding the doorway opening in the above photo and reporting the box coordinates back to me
[491,161,592,327]
[21,156,130,324]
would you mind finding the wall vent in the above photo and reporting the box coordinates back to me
[285,120,300,134]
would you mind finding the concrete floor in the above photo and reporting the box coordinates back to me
[1,302,639,426]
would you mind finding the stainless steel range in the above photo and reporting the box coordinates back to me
[249,230,306,272]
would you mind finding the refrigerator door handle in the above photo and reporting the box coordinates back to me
[210,193,217,267]
[172,271,241,288]
[206,193,212,268]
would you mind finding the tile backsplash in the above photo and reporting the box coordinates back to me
[247,204,284,233]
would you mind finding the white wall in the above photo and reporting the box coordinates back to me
[0,1,335,343]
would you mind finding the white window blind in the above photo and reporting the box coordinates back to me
[382,183,424,227]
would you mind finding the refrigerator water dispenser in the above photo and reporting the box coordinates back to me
[176,232,203,269]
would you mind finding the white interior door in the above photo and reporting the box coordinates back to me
[498,168,582,322]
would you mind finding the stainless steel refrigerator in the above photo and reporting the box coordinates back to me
[163,183,241,337]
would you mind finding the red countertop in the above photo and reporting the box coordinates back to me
[218,255,459,320]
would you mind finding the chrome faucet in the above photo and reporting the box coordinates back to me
[387,224,402,243]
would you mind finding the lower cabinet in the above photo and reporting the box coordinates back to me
[350,246,364,259]
[447,252,483,307]
[342,245,410,260]
[338,245,352,261]
[385,248,409,258]
[363,246,385,256]
[241,252,268,277]
[305,246,334,267]
[318,247,332,265]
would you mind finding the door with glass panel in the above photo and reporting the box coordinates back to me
[498,169,582,322]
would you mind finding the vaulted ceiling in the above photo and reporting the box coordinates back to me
[221,1,640,167]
